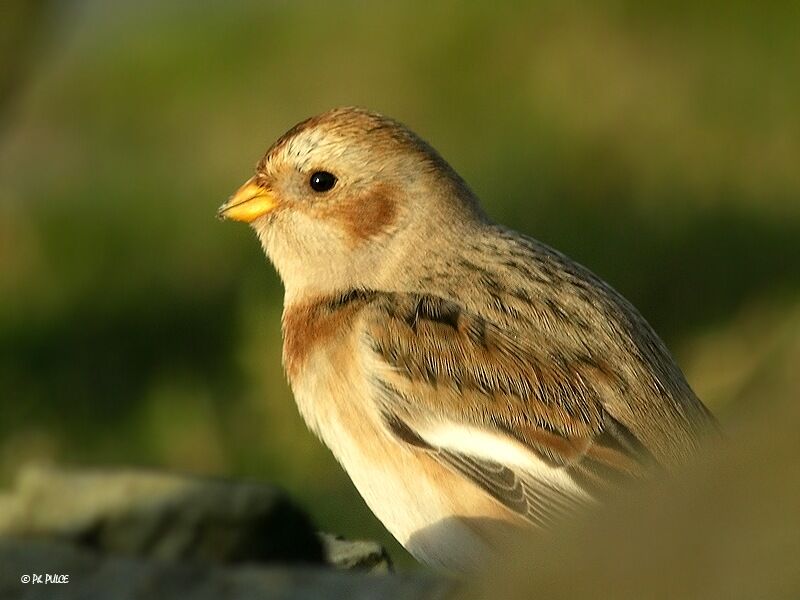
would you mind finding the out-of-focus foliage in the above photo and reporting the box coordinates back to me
[1,0,798,567]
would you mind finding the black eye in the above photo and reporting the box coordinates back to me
[309,171,337,192]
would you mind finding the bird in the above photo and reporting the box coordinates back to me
[218,107,717,572]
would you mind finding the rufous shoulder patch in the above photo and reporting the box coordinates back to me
[281,291,372,379]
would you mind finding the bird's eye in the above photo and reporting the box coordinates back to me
[309,171,337,193]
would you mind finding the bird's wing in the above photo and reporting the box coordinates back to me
[358,292,658,528]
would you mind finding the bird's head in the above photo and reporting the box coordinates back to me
[218,107,485,302]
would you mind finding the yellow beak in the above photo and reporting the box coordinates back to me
[218,176,278,223]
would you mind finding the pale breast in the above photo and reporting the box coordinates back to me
[282,296,524,570]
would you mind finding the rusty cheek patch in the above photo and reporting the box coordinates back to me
[327,184,398,243]
[282,295,367,380]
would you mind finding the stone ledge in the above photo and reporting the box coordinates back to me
[0,538,446,600]
[0,465,448,599]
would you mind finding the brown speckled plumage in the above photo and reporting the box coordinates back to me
[220,107,717,572]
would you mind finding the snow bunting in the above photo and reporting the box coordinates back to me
[219,107,716,571]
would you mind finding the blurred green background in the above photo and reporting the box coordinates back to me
[1,0,799,567]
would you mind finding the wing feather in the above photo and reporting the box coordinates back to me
[362,291,660,526]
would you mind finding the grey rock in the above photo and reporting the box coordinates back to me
[0,538,449,600]
[319,533,393,573]
[0,464,325,564]
[0,465,449,598]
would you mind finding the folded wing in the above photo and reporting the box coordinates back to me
[360,292,658,528]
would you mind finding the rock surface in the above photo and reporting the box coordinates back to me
[0,538,444,600]
[0,465,445,599]
[318,533,393,573]
[0,465,324,565]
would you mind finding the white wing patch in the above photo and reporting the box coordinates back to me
[419,422,591,500]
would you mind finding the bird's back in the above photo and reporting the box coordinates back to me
[395,222,716,469]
